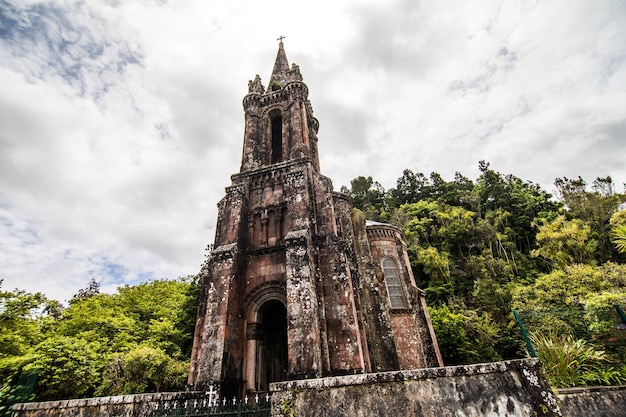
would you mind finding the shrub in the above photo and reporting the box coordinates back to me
[531,332,626,387]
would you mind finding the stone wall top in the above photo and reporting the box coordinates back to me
[11,391,207,412]
[270,358,541,391]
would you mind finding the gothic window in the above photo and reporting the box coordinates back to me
[270,112,283,164]
[382,257,408,309]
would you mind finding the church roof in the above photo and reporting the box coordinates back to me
[366,220,397,228]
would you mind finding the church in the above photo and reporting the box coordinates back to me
[188,41,443,398]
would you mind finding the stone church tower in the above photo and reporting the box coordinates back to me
[188,42,443,398]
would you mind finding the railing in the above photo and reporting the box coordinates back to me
[152,396,271,417]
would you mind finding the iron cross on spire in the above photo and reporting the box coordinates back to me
[277,35,286,42]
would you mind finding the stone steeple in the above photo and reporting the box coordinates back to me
[240,42,319,172]
[188,43,442,400]
[267,41,291,89]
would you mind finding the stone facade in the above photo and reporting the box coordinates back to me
[559,385,626,417]
[269,359,563,417]
[12,361,626,417]
[187,42,443,398]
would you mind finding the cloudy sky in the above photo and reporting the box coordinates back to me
[1,0,625,302]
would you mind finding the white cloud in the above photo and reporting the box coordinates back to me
[0,0,625,301]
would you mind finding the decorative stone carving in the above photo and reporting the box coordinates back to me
[248,74,265,94]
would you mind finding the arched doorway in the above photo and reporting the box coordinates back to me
[245,291,288,394]
[256,300,287,392]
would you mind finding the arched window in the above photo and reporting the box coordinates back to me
[382,257,408,309]
[270,113,283,164]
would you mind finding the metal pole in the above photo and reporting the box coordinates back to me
[615,304,626,326]
[513,310,537,358]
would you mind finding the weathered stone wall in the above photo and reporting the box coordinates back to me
[346,210,399,373]
[14,363,626,417]
[365,222,443,369]
[269,359,562,417]
[11,391,207,417]
[558,385,626,417]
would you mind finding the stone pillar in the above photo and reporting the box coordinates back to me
[188,185,248,396]
[350,212,400,372]
[188,245,239,389]
[284,229,322,378]
[316,241,366,374]
[244,323,260,393]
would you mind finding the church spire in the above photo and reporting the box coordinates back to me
[268,39,291,90]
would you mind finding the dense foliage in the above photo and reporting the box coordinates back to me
[0,276,200,406]
[341,162,626,387]
[2,162,625,404]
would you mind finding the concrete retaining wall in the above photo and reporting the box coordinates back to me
[15,360,625,417]
[269,359,562,417]
[558,385,626,417]
[10,391,207,417]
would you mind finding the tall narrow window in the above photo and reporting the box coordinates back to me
[382,257,408,309]
[271,114,282,164]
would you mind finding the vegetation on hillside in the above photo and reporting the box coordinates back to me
[1,161,625,406]
[341,162,626,387]
[0,276,200,407]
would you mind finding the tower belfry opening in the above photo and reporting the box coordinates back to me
[188,41,443,398]
[270,112,283,164]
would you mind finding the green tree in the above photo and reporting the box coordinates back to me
[609,210,626,254]
[0,284,52,358]
[390,170,475,208]
[612,224,626,254]
[340,176,387,220]
[555,176,626,262]
[513,263,626,356]
[428,304,502,365]
[26,336,101,400]
[532,215,597,268]
[174,275,202,357]
[342,166,624,382]
[71,278,100,302]
[1,277,198,401]
[56,278,193,357]
[99,346,187,395]
[391,169,427,206]
[55,293,138,353]
[428,304,472,364]
[475,161,559,253]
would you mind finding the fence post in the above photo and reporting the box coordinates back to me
[513,310,537,358]
[615,304,626,326]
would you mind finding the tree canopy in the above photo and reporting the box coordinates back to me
[0,276,200,404]
[342,162,626,386]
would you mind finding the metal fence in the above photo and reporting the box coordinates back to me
[513,304,626,356]
[152,396,271,417]
[0,369,40,417]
